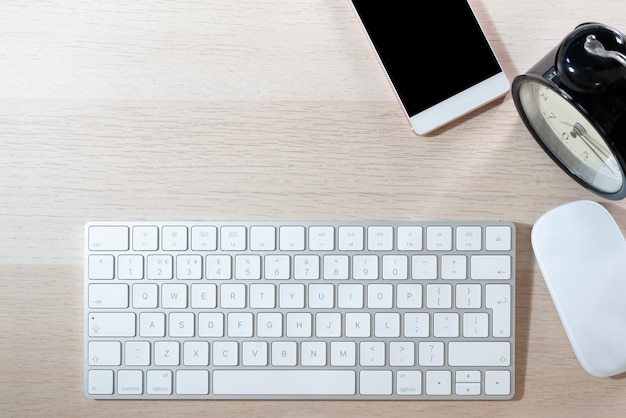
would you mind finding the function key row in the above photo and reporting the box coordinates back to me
[88,224,512,253]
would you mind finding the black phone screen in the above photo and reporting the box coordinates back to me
[351,1,503,116]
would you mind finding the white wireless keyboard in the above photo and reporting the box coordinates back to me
[85,221,515,399]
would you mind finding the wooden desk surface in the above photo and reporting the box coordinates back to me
[2,0,626,416]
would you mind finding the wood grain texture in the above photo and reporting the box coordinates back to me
[2,0,626,416]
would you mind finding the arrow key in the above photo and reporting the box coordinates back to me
[456,382,481,395]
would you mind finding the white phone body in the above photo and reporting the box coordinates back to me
[350,1,510,135]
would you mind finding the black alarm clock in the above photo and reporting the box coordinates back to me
[512,23,626,200]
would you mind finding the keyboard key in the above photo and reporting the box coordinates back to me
[220,226,246,250]
[183,341,209,366]
[213,370,356,395]
[337,284,364,309]
[88,255,115,280]
[176,370,209,395]
[396,370,422,395]
[426,284,452,309]
[139,312,165,337]
[88,370,114,395]
[198,312,224,337]
[125,341,150,366]
[118,370,143,395]
[271,341,297,366]
[411,255,437,280]
[206,255,231,279]
[88,312,135,337]
[235,255,261,280]
[396,284,422,308]
[486,284,512,337]
[88,226,129,251]
[161,284,187,308]
[147,370,172,395]
[367,226,393,250]
[265,255,290,280]
[345,312,371,338]
[213,341,238,366]
[367,284,393,308]
[191,283,217,308]
[162,226,187,251]
[418,341,444,366]
[323,255,349,280]
[404,313,429,337]
[470,255,512,279]
[382,255,408,280]
[374,313,400,337]
[133,283,158,308]
[425,371,451,395]
[330,341,356,366]
[360,370,392,395]
[169,312,195,337]
[133,226,159,251]
[286,312,311,337]
[309,226,334,250]
[88,341,121,365]
[353,255,378,280]
[88,284,128,308]
[426,226,452,251]
[118,254,144,280]
[176,255,202,279]
[359,341,385,366]
[250,226,275,251]
[191,226,217,251]
[485,226,512,251]
[154,341,180,366]
[242,341,268,366]
[463,312,489,337]
[338,226,364,250]
[279,226,305,251]
[280,284,305,309]
[396,226,422,251]
[389,342,415,366]
[485,370,511,395]
[448,342,511,366]
[147,255,173,279]
[433,312,459,338]
[441,255,466,280]
[456,284,482,308]
[456,226,482,250]
[294,255,319,279]
[220,284,246,308]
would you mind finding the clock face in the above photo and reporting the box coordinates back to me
[518,80,624,194]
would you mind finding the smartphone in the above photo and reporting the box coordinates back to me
[350,1,509,135]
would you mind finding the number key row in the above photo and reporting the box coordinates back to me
[89,253,511,281]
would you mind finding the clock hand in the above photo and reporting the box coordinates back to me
[561,121,617,174]
[562,122,614,159]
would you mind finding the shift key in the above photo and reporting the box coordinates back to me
[448,342,510,367]
[89,312,136,337]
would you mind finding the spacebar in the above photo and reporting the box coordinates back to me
[213,370,356,395]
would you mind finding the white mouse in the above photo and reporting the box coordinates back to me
[532,200,626,377]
